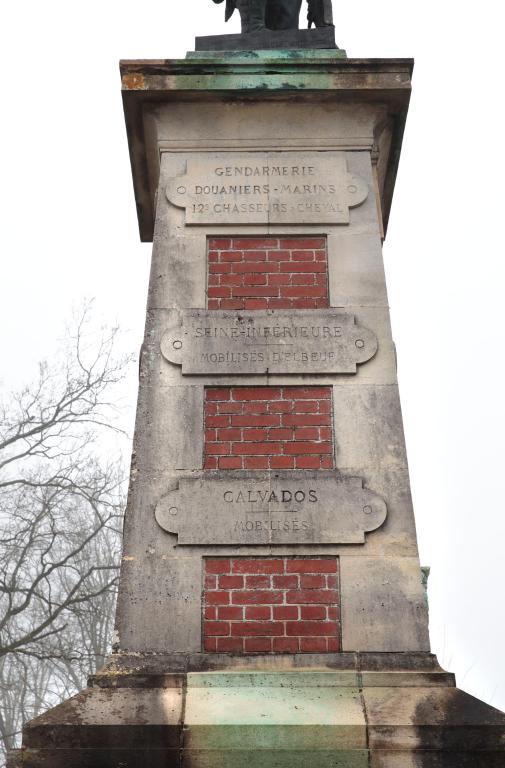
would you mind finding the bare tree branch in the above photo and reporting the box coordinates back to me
[0,304,131,766]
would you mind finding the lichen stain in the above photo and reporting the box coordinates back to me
[122,74,145,90]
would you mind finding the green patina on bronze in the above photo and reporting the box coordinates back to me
[186,48,347,61]
[122,50,351,95]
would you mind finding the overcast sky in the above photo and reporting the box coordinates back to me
[1,0,504,710]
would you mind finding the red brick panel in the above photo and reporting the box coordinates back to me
[207,237,329,310]
[204,386,334,470]
[203,558,341,654]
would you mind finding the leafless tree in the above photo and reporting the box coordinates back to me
[0,305,132,765]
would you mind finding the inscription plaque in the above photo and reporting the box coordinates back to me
[155,473,387,545]
[161,310,377,375]
[166,153,368,225]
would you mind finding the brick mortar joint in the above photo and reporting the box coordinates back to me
[207,235,329,311]
[203,386,335,471]
[203,557,341,654]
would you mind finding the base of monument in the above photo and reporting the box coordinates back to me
[195,27,337,52]
[13,653,505,767]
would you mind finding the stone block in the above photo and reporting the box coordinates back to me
[364,686,505,751]
[184,671,367,751]
[161,310,377,375]
[133,385,204,471]
[166,153,367,227]
[15,748,180,768]
[149,234,206,310]
[19,686,183,767]
[23,687,183,749]
[360,671,456,688]
[332,383,409,471]
[115,548,204,653]
[183,749,369,768]
[186,671,358,687]
[340,557,430,652]
[370,751,505,768]
[155,473,387,545]
[328,232,387,307]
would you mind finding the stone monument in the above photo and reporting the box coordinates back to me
[11,10,505,768]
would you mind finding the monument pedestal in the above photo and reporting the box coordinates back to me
[16,654,505,767]
[14,49,505,768]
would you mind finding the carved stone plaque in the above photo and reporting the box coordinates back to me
[161,310,377,375]
[155,473,387,545]
[166,153,368,225]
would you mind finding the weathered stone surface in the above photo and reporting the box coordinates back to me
[327,233,388,307]
[23,687,183,748]
[155,473,387,545]
[15,669,505,767]
[115,472,424,656]
[89,652,449,678]
[121,58,412,242]
[11,749,181,768]
[146,153,383,317]
[161,310,377,375]
[144,309,396,389]
[133,385,204,471]
[184,750,368,768]
[371,752,505,767]
[331,383,420,554]
[194,27,337,52]
[89,652,448,679]
[187,671,359,688]
[19,651,503,763]
[18,685,183,766]
[364,686,505,752]
[340,557,430,652]
[360,671,455,688]
[184,671,366,750]
[165,153,368,225]
[116,548,204,654]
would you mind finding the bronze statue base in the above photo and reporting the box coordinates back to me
[195,26,336,51]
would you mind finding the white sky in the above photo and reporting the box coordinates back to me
[1,0,504,710]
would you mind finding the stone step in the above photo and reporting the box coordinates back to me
[17,669,505,766]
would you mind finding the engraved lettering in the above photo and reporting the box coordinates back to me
[166,154,368,225]
[224,487,317,504]
[161,311,378,376]
[156,474,388,545]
